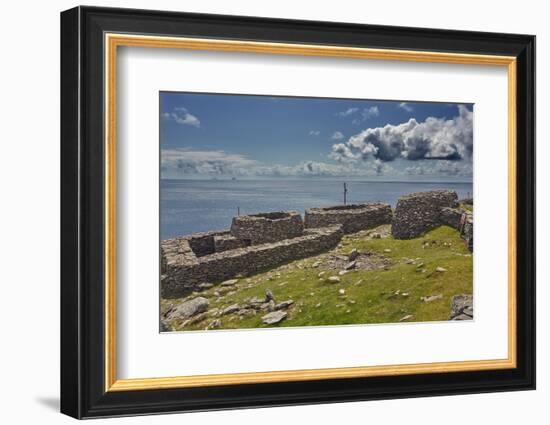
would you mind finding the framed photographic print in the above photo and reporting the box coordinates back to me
[60,6,536,419]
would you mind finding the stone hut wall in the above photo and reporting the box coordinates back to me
[230,211,304,245]
[214,234,250,253]
[391,190,458,239]
[161,225,343,298]
[304,203,392,234]
[439,207,474,252]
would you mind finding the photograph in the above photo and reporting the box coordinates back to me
[159,92,475,331]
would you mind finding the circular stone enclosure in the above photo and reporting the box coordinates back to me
[230,211,304,245]
[304,203,393,234]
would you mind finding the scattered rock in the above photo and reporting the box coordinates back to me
[318,272,326,277]
[347,249,360,261]
[435,266,447,272]
[221,303,240,315]
[339,288,346,295]
[338,270,348,276]
[208,319,222,329]
[275,300,294,310]
[450,294,473,320]
[165,297,209,320]
[312,261,321,268]
[372,233,381,239]
[315,303,322,308]
[262,310,287,325]
[197,283,214,291]
[328,276,341,283]
[265,289,274,302]
[383,248,392,253]
[160,320,171,332]
[452,314,472,321]
[182,312,208,326]
[221,278,239,286]
[421,294,443,303]
[399,314,414,322]
[345,260,357,270]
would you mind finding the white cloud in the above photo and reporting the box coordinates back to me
[336,107,359,117]
[163,107,201,127]
[330,105,473,163]
[352,106,380,124]
[309,130,320,136]
[398,102,413,113]
[331,131,344,140]
[161,149,256,176]
[161,149,396,178]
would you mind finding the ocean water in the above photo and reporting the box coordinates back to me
[160,179,473,240]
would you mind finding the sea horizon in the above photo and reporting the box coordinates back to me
[160,178,473,240]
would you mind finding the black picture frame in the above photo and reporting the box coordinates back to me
[61,5,535,419]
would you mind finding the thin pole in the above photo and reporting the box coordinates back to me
[237,206,240,216]
[343,182,348,205]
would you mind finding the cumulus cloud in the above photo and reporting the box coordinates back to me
[161,149,256,176]
[331,131,344,140]
[161,149,395,178]
[398,102,413,112]
[309,130,320,136]
[163,107,201,127]
[330,105,473,163]
[336,107,359,117]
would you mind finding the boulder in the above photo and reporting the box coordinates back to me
[450,294,473,320]
[165,297,209,320]
[262,310,287,325]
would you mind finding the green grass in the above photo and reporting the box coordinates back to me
[162,225,473,331]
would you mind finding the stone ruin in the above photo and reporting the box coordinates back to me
[231,211,304,244]
[161,211,344,298]
[391,190,459,239]
[304,203,393,234]
[161,203,394,298]
[392,190,473,251]
[161,192,473,298]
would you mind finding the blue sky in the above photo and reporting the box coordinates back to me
[160,92,473,181]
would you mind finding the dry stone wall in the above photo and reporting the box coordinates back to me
[439,207,474,252]
[304,203,393,234]
[230,211,304,244]
[391,190,458,239]
[161,225,344,298]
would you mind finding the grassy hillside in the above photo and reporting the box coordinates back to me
[161,224,473,331]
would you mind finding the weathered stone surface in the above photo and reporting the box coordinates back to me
[439,207,474,252]
[327,276,341,283]
[221,278,239,286]
[161,225,343,298]
[347,249,360,261]
[231,211,304,244]
[166,297,209,320]
[305,203,393,234]
[221,304,240,315]
[392,190,458,239]
[439,207,463,229]
[214,234,249,253]
[421,294,443,303]
[452,314,472,321]
[275,300,294,310]
[450,294,473,320]
[262,310,287,325]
